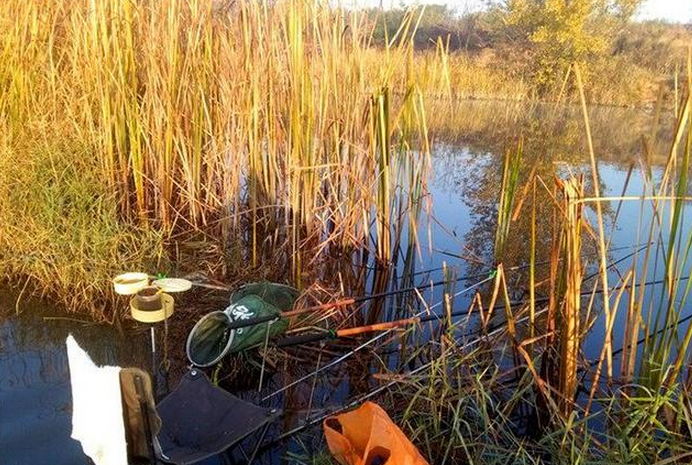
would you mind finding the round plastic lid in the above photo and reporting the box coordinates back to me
[152,278,193,293]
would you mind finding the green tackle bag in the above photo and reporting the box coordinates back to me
[226,282,299,353]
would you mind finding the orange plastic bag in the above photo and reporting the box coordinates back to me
[323,401,429,465]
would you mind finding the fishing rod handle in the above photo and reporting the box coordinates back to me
[283,298,356,317]
[226,299,356,330]
[336,318,418,337]
[275,331,332,347]
[226,313,277,330]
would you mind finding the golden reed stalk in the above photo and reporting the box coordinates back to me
[0,0,437,274]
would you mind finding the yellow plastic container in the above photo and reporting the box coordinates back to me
[129,293,174,323]
[113,272,149,296]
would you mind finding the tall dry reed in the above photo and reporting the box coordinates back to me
[0,0,440,309]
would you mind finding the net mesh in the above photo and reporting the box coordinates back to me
[187,313,233,366]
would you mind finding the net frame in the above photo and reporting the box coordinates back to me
[185,308,237,367]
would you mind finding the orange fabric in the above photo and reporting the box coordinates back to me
[323,402,429,465]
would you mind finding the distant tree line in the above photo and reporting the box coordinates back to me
[363,1,691,96]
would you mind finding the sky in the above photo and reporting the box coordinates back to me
[345,0,692,24]
[636,0,692,22]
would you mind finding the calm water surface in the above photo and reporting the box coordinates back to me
[0,300,150,464]
[1,101,688,464]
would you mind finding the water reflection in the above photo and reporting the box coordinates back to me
[427,100,675,275]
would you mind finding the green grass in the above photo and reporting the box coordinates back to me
[0,132,167,320]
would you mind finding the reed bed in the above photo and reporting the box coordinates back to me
[0,0,440,315]
[356,65,692,463]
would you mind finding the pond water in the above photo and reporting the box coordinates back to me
[1,100,689,464]
[0,298,151,464]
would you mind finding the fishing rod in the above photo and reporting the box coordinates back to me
[264,271,686,402]
[593,307,692,367]
[274,272,687,349]
[224,271,498,331]
[275,307,472,348]
[154,242,649,295]
[263,273,692,447]
[268,244,648,349]
[225,242,652,331]
[185,243,648,368]
[263,274,495,400]
[259,245,649,399]
[265,297,526,446]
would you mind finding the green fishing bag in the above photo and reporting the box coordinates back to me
[226,282,299,353]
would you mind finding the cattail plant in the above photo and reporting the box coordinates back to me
[0,0,439,306]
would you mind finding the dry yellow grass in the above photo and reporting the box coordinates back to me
[0,0,441,314]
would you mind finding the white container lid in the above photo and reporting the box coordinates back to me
[152,278,192,293]
[113,272,149,296]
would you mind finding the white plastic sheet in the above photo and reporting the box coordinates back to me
[66,335,127,465]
